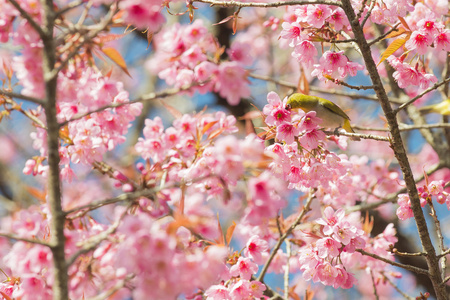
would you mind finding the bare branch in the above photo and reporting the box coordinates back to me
[59,83,207,127]
[66,206,130,267]
[55,0,85,17]
[334,79,374,90]
[370,269,380,300]
[284,240,291,300]
[87,275,134,300]
[49,5,117,80]
[257,190,314,282]
[382,273,415,300]
[354,123,450,132]
[323,130,391,142]
[368,22,401,46]
[357,249,429,275]
[395,77,450,114]
[361,0,376,29]
[2,96,47,129]
[64,188,157,217]
[0,89,45,106]
[0,232,51,247]
[428,201,447,280]
[193,0,342,9]
[392,249,426,257]
[7,0,46,37]
[248,73,393,102]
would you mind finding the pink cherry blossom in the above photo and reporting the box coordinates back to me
[435,29,450,52]
[305,4,332,28]
[119,0,166,30]
[244,235,269,264]
[215,61,250,105]
[229,257,258,280]
[405,31,431,55]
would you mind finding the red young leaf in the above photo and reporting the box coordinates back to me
[213,15,234,26]
[101,47,132,77]
[398,16,411,31]
[225,221,236,245]
[146,30,154,50]
[159,100,183,119]
[377,37,407,66]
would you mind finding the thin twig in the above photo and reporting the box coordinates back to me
[0,89,45,105]
[392,249,426,257]
[86,275,135,300]
[395,77,450,113]
[370,269,380,300]
[334,79,374,90]
[59,83,206,127]
[66,205,130,267]
[355,0,368,25]
[257,190,314,282]
[65,174,216,216]
[3,96,47,129]
[428,201,447,280]
[49,5,117,80]
[55,0,85,17]
[0,232,51,247]
[7,0,46,37]
[284,240,291,300]
[368,22,401,46]
[323,130,391,142]
[248,73,390,102]
[357,249,429,275]
[382,273,415,300]
[64,188,156,217]
[354,123,450,132]
[438,248,450,259]
[347,163,442,213]
[193,0,342,8]
[361,0,376,28]
[76,0,92,26]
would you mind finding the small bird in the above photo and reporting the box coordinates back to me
[419,99,450,116]
[285,93,360,141]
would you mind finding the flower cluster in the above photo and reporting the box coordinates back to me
[119,0,166,31]
[146,20,250,105]
[387,56,437,89]
[23,65,142,181]
[397,180,450,220]
[0,205,129,300]
[298,207,364,289]
[114,213,229,299]
[298,207,398,290]
[279,5,365,81]
[204,236,267,300]
[262,92,403,208]
[135,111,287,224]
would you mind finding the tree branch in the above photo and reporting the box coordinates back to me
[357,249,429,275]
[323,130,391,142]
[59,83,207,127]
[193,0,342,8]
[0,89,45,105]
[66,206,129,267]
[341,1,446,296]
[39,0,69,299]
[0,232,51,247]
[7,0,46,37]
[257,190,314,282]
[395,77,450,114]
